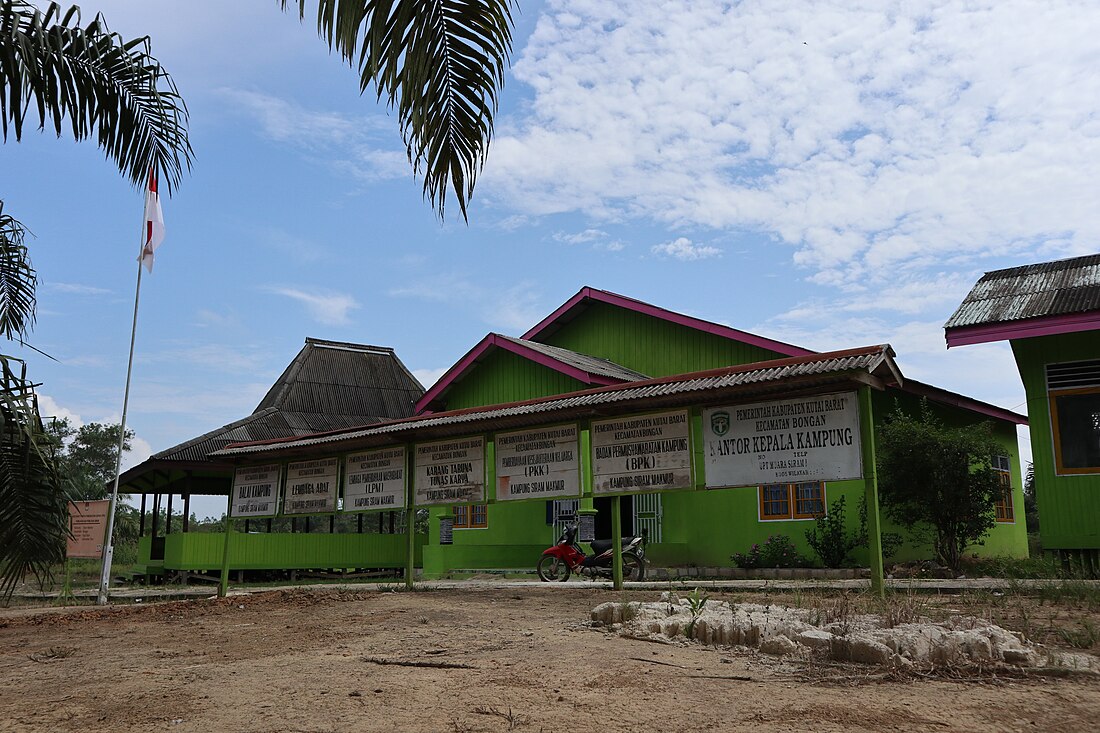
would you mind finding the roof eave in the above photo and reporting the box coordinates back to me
[945,310,1100,348]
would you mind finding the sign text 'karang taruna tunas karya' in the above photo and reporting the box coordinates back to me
[414,437,485,506]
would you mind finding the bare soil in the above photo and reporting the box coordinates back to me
[1,585,1099,732]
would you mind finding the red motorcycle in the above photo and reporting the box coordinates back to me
[537,523,646,581]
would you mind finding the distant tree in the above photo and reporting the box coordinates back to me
[1023,462,1040,534]
[876,401,1002,572]
[59,421,133,500]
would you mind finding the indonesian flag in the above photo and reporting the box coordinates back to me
[140,168,165,273]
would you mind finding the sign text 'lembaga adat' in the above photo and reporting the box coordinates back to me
[230,464,281,518]
[414,437,485,506]
[704,392,862,487]
[496,424,580,501]
[283,458,339,515]
[344,447,406,511]
[591,410,692,494]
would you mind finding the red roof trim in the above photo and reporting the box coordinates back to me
[522,287,816,357]
[224,345,893,452]
[946,311,1100,348]
[897,379,1028,425]
[413,333,624,414]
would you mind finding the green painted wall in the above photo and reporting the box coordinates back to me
[1013,332,1100,550]
[414,301,1029,571]
[161,531,425,571]
[539,301,785,376]
[441,348,587,411]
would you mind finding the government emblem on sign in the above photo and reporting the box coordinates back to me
[710,411,730,436]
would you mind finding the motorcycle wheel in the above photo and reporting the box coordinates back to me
[622,552,646,581]
[537,555,571,582]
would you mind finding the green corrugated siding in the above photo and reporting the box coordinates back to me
[162,532,425,571]
[539,301,785,376]
[1013,333,1100,550]
[442,348,587,411]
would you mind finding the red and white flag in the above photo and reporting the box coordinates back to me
[140,168,165,273]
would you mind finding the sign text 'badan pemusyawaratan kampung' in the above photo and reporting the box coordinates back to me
[591,410,693,495]
[703,392,862,487]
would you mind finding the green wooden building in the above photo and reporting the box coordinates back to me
[212,288,1028,578]
[946,254,1100,569]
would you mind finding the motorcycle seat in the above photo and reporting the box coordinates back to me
[589,538,635,555]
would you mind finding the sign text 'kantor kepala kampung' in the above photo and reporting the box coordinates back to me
[496,424,580,501]
[283,458,339,514]
[415,437,485,506]
[704,392,862,487]
[230,464,281,517]
[344,447,406,511]
[592,410,692,494]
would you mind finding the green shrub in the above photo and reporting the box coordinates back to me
[732,534,807,568]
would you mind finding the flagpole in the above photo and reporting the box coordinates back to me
[96,206,150,606]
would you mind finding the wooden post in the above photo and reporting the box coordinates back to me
[183,494,190,532]
[166,493,173,534]
[358,514,364,534]
[859,386,886,598]
[611,495,623,590]
[138,493,147,536]
[218,521,232,598]
[151,493,160,537]
[330,515,335,533]
[405,449,416,589]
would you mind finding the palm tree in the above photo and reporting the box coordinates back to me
[281,0,516,220]
[0,0,191,599]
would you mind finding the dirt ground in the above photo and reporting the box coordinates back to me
[2,585,1099,733]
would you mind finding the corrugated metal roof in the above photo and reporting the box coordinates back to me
[496,334,649,382]
[121,340,424,484]
[213,345,901,458]
[945,253,1100,329]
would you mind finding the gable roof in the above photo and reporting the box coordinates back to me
[414,333,648,413]
[945,254,1100,346]
[118,338,425,492]
[523,286,817,357]
[215,345,904,459]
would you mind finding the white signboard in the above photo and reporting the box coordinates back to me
[283,457,339,514]
[496,424,581,501]
[592,410,692,495]
[230,464,281,518]
[704,392,862,487]
[414,437,486,506]
[344,447,406,512]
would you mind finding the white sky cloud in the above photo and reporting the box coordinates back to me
[412,367,448,389]
[265,287,359,326]
[48,282,112,296]
[651,237,721,261]
[487,0,1100,285]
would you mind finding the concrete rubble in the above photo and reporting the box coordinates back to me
[591,593,1098,671]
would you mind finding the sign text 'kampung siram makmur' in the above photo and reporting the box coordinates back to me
[344,447,406,511]
[703,392,862,487]
[230,464,281,518]
[414,437,485,505]
[284,458,339,514]
[591,410,692,494]
[496,424,580,500]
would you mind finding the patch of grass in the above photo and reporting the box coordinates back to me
[1056,620,1100,649]
[962,555,1062,579]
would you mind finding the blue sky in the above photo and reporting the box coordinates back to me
[7,1,1100,517]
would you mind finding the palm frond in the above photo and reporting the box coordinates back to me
[0,200,35,340]
[0,1,192,191]
[0,354,69,601]
[283,0,515,220]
